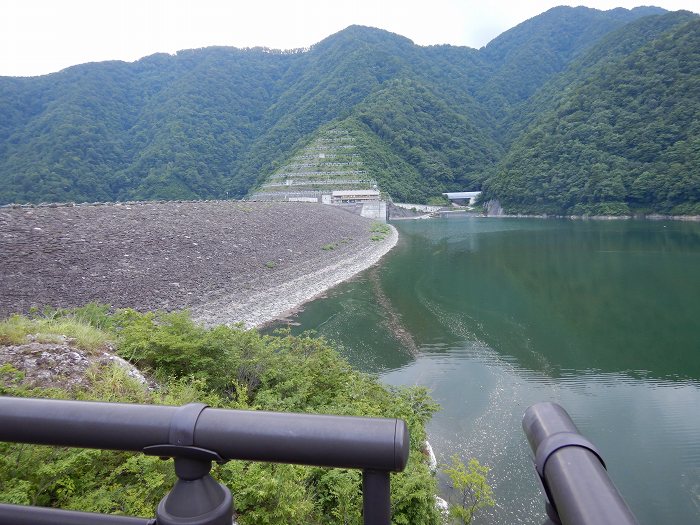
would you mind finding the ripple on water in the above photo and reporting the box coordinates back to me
[547,373,700,523]
[384,338,700,524]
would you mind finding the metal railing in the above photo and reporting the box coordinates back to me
[523,402,639,525]
[0,396,409,525]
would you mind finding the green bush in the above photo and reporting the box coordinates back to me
[443,455,494,524]
[0,308,442,524]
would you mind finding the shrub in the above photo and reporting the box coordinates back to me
[443,455,495,524]
[0,308,442,524]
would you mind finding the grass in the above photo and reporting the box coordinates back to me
[0,313,112,352]
[369,222,391,241]
[0,304,444,524]
[321,243,336,251]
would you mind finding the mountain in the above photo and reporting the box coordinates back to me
[500,9,698,147]
[483,13,700,215]
[0,49,298,202]
[475,5,666,121]
[0,6,698,215]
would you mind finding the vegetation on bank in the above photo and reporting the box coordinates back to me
[0,305,449,523]
[443,455,495,525]
[370,222,392,241]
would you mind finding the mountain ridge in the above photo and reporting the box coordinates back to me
[1,6,698,214]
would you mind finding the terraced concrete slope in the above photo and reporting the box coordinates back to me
[251,125,378,202]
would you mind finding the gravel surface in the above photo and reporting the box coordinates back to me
[0,201,397,327]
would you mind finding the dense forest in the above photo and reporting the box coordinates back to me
[485,13,700,215]
[1,6,698,214]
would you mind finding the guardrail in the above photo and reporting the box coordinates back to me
[523,402,639,525]
[0,396,409,525]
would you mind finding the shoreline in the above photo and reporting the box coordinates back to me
[0,201,398,325]
[396,210,700,221]
[191,225,399,329]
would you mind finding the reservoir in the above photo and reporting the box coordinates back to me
[270,217,700,524]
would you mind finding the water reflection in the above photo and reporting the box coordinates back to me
[389,218,700,380]
[267,217,700,524]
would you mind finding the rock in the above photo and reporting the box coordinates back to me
[435,496,450,523]
[0,202,394,329]
[0,335,152,391]
[423,440,438,473]
[485,199,503,216]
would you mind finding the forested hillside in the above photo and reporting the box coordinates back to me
[1,6,698,214]
[483,14,700,215]
[475,5,666,122]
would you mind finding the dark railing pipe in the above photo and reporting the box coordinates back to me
[522,402,639,525]
[0,397,409,471]
[0,504,155,525]
[0,396,410,525]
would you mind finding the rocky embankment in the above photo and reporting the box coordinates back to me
[0,201,397,327]
[0,335,150,391]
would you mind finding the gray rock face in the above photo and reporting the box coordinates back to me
[0,335,150,391]
[485,199,503,216]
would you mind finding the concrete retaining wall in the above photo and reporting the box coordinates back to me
[392,202,442,213]
[360,201,387,221]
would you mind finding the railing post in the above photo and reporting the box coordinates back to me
[146,403,233,525]
[362,469,391,525]
[155,456,232,525]
[523,402,639,525]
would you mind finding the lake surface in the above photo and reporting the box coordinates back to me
[269,217,700,524]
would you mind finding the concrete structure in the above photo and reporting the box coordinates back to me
[392,203,443,213]
[288,197,319,203]
[360,200,387,221]
[250,126,388,220]
[331,189,381,204]
[443,191,482,206]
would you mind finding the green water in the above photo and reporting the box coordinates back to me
[269,217,700,524]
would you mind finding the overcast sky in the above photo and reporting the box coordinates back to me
[2,0,698,77]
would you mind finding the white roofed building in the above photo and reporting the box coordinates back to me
[331,189,380,203]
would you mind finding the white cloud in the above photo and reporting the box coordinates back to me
[1,0,698,76]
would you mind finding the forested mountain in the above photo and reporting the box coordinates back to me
[0,49,298,202]
[483,13,700,215]
[1,6,698,214]
[475,5,666,122]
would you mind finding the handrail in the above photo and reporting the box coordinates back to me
[0,396,410,525]
[0,397,408,470]
[0,504,155,525]
[522,402,639,525]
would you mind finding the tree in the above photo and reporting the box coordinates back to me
[443,455,495,525]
